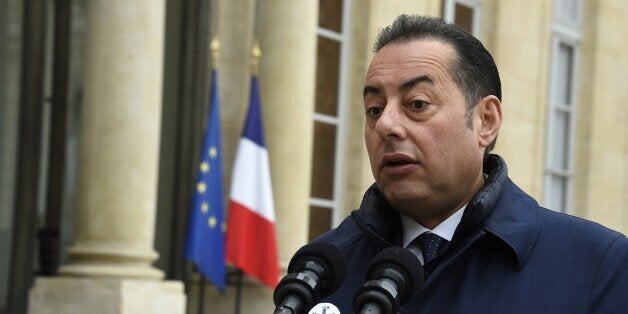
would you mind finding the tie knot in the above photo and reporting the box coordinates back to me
[416,232,448,264]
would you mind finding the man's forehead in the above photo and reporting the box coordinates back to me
[372,38,455,62]
[364,40,454,86]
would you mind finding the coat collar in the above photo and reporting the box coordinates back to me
[351,154,541,269]
[351,184,402,249]
[462,155,541,269]
[479,176,541,269]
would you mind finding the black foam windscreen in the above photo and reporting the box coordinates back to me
[288,242,347,297]
[366,247,424,304]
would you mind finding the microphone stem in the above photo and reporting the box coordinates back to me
[273,294,303,314]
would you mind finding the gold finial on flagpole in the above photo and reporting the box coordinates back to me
[210,37,220,68]
[251,40,262,75]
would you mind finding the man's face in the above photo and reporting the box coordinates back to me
[363,39,487,227]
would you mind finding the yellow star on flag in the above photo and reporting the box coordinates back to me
[197,182,206,193]
[221,222,227,234]
[209,147,218,159]
[200,162,210,173]
[201,202,209,213]
[208,216,217,229]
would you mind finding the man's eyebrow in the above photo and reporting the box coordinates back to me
[399,75,433,91]
[363,76,433,97]
[363,86,380,97]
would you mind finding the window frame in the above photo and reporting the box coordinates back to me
[543,0,583,213]
[442,0,482,39]
[309,0,353,237]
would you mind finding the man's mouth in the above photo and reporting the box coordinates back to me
[380,154,417,168]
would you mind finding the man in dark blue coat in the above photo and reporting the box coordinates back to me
[315,15,627,313]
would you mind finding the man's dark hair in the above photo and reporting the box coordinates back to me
[374,14,501,153]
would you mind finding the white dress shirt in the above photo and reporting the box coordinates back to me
[401,205,466,265]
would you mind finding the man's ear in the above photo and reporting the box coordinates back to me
[475,95,502,148]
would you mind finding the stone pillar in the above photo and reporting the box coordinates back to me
[28,1,185,313]
[62,0,164,280]
[579,0,628,233]
[258,0,319,267]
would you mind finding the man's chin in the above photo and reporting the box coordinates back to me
[380,183,430,210]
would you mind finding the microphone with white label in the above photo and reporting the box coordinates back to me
[308,302,341,314]
[273,242,347,314]
[352,247,424,314]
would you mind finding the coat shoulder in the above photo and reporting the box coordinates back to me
[538,207,625,248]
[313,214,366,252]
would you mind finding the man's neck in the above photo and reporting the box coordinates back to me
[414,172,486,229]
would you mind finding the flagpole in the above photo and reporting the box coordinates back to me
[197,275,206,314]
[251,40,261,76]
[210,37,220,70]
[234,269,243,314]
[231,40,263,314]
[192,36,220,314]
[208,38,228,305]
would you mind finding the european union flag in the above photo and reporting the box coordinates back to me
[185,70,226,292]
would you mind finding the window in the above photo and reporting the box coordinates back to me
[556,0,582,23]
[543,0,582,213]
[308,0,352,241]
[442,0,482,38]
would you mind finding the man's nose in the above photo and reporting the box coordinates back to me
[375,103,406,140]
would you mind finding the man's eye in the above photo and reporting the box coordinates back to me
[409,100,429,110]
[365,107,383,117]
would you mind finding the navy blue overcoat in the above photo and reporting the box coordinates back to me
[316,155,627,313]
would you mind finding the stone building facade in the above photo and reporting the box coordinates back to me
[1,0,626,313]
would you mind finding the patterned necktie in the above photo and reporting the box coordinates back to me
[416,232,448,264]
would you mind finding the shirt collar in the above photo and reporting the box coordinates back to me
[401,205,467,248]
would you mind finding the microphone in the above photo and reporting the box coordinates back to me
[352,247,424,314]
[273,242,347,314]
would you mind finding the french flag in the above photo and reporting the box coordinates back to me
[225,76,280,288]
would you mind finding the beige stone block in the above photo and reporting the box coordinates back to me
[258,0,319,264]
[365,0,441,56]
[489,0,552,199]
[577,0,628,234]
[28,277,185,314]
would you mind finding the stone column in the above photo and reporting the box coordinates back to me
[60,0,165,279]
[258,0,319,268]
[28,1,185,313]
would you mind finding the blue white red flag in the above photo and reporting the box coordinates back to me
[226,75,280,288]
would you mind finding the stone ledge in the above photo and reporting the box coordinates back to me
[28,276,186,314]
[59,263,164,280]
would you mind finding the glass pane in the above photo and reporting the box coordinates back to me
[315,36,340,116]
[308,206,332,241]
[454,3,474,34]
[556,0,580,21]
[546,174,567,212]
[0,0,22,310]
[310,122,337,199]
[554,43,573,105]
[549,109,571,170]
[319,0,343,32]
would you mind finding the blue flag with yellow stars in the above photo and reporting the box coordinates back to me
[185,70,226,292]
